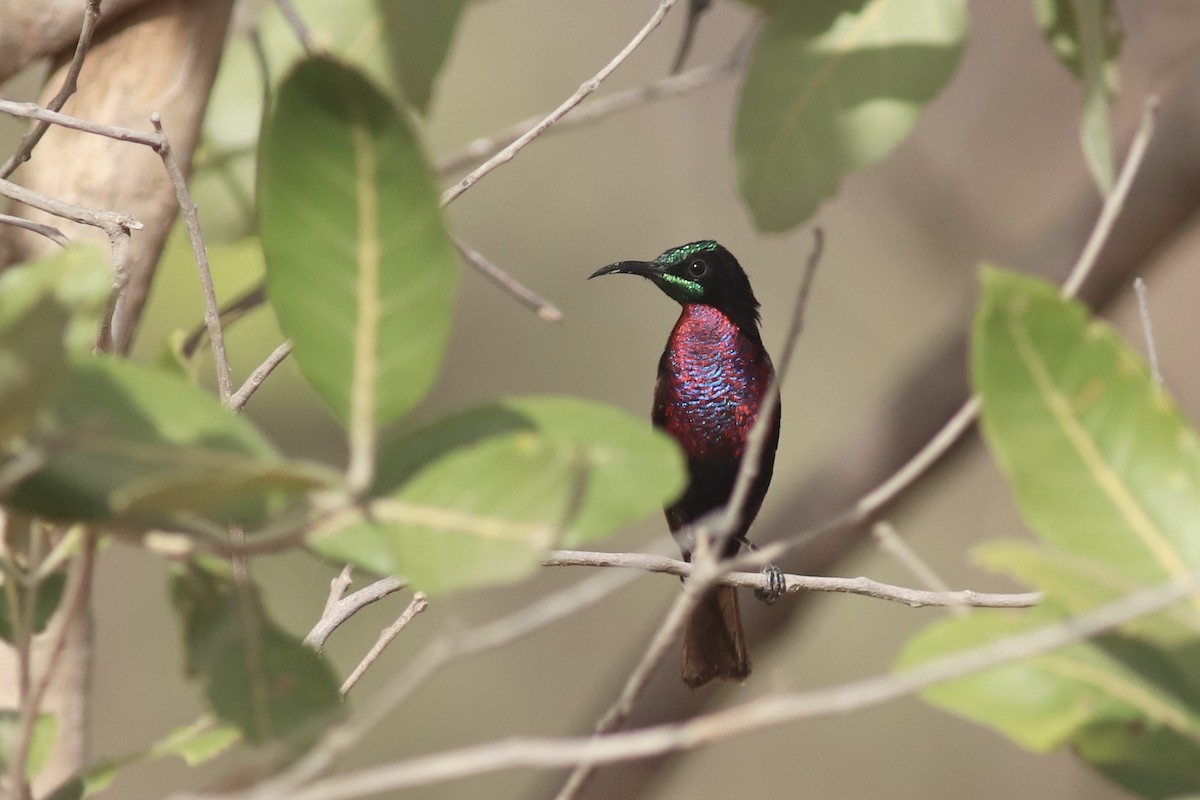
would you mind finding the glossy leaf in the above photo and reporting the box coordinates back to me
[379,0,467,113]
[973,268,1200,586]
[312,396,685,594]
[82,717,240,796]
[259,57,458,444]
[735,0,967,231]
[5,358,326,528]
[170,561,344,746]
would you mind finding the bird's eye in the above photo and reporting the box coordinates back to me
[688,260,708,278]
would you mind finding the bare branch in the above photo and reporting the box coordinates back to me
[0,0,103,179]
[453,237,562,322]
[1133,277,1163,386]
[304,576,408,651]
[216,567,646,800]
[0,99,161,148]
[229,341,293,411]
[340,593,429,695]
[436,53,743,177]
[440,0,680,207]
[273,0,320,55]
[871,522,966,617]
[0,213,67,247]
[149,113,234,404]
[543,549,1039,609]
[0,175,142,235]
[272,575,1200,800]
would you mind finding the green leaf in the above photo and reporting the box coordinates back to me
[259,57,458,483]
[0,295,68,443]
[379,0,467,114]
[0,711,58,779]
[976,541,1200,644]
[973,268,1200,589]
[312,396,685,594]
[735,0,967,231]
[170,561,344,746]
[0,572,67,644]
[1033,0,1121,93]
[1033,0,1122,194]
[5,358,329,528]
[0,244,111,354]
[899,610,1200,752]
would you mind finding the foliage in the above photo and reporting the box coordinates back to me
[899,270,1200,798]
[4,0,1182,798]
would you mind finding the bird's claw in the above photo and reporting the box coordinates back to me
[754,563,785,605]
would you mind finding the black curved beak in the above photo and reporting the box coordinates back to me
[588,260,662,280]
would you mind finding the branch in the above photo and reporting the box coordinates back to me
[272,574,1200,800]
[149,113,234,404]
[435,52,743,177]
[440,0,680,207]
[542,550,1039,609]
[453,237,562,322]
[340,593,429,696]
[0,213,67,247]
[304,576,408,650]
[209,567,647,800]
[0,0,102,179]
[229,341,293,411]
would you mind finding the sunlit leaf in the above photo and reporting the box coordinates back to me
[312,396,685,594]
[735,0,967,231]
[259,57,458,448]
[5,358,321,528]
[170,561,343,746]
[973,268,1200,587]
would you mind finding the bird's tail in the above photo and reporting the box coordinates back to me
[681,584,749,688]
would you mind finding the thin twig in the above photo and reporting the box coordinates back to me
[304,576,408,650]
[0,0,102,178]
[0,175,142,234]
[212,566,646,800]
[9,533,97,795]
[0,99,161,148]
[229,341,293,411]
[871,522,966,617]
[440,0,680,207]
[274,574,1200,800]
[1133,277,1162,386]
[182,283,267,359]
[453,237,562,322]
[436,53,742,176]
[543,549,1039,609]
[150,113,234,405]
[273,0,320,55]
[321,566,354,619]
[0,212,67,246]
[340,593,429,695]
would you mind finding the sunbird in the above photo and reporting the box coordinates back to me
[590,240,780,687]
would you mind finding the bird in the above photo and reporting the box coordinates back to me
[590,240,781,688]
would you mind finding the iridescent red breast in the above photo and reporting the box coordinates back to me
[654,304,774,460]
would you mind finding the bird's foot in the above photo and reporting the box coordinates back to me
[754,563,786,605]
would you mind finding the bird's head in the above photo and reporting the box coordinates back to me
[589,240,762,332]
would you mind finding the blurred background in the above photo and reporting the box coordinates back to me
[6,0,1200,797]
